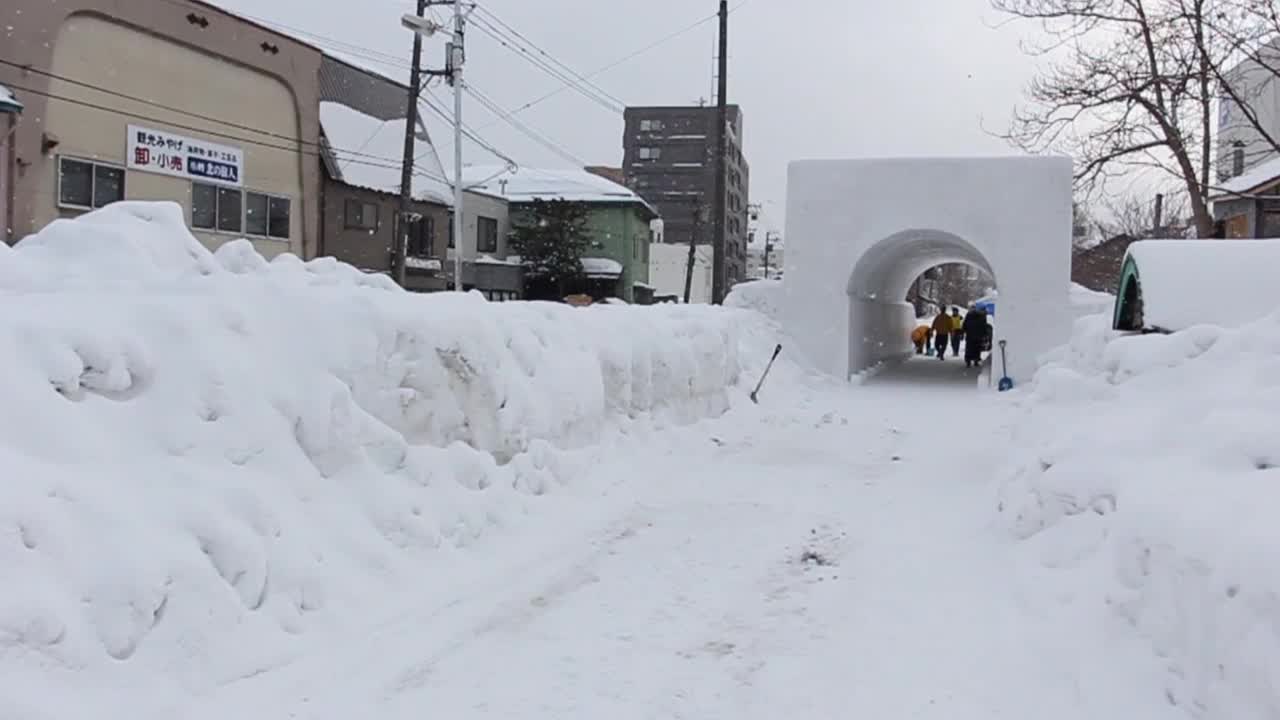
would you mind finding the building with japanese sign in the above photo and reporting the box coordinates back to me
[0,0,324,258]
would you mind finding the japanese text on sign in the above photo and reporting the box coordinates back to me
[126,124,244,187]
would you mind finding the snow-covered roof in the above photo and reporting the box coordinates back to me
[1210,155,1280,199]
[1123,239,1280,331]
[461,165,657,216]
[582,257,623,278]
[319,101,452,205]
[0,84,21,113]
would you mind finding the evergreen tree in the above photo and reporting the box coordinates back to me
[510,199,590,299]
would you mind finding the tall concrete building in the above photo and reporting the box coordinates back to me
[622,105,750,285]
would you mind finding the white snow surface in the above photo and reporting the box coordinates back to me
[0,83,20,110]
[1004,309,1280,719]
[0,202,744,717]
[580,256,623,277]
[319,101,451,205]
[1125,239,1280,331]
[461,165,656,214]
[725,278,783,322]
[1210,154,1280,198]
[4,201,1276,719]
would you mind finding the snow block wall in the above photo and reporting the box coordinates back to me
[999,312,1280,719]
[782,157,1073,382]
[0,202,744,714]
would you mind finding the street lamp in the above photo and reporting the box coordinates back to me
[402,2,466,293]
[400,14,442,36]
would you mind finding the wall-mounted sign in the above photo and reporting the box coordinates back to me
[126,124,244,186]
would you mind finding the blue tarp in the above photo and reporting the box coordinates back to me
[975,299,995,316]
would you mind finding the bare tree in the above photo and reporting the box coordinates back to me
[994,0,1231,237]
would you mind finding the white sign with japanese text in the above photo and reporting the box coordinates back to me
[126,125,244,186]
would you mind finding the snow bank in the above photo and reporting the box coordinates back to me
[0,202,745,713]
[725,278,783,322]
[1124,239,1280,332]
[997,308,1280,718]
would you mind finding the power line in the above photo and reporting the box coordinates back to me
[471,2,750,131]
[471,4,626,109]
[466,15,624,115]
[464,84,586,166]
[5,81,449,186]
[417,89,519,169]
[0,57,448,181]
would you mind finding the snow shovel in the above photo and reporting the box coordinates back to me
[997,340,1014,392]
[750,344,783,404]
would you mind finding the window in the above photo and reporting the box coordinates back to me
[268,197,291,239]
[192,184,217,229]
[1232,141,1246,177]
[58,157,124,210]
[217,187,242,233]
[638,147,661,161]
[477,216,498,253]
[345,199,379,230]
[245,192,268,236]
[192,182,290,239]
[408,215,434,257]
[639,119,664,132]
[448,214,455,248]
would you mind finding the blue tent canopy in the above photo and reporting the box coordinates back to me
[974,299,995,316]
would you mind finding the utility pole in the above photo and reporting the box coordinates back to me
[1152,192,1164,238]
[402,2,465,291]
[763,231,775,279]
[395,0,429,288]
[684,199,704,303]
[710,0,729,304]
[448,0,466,292]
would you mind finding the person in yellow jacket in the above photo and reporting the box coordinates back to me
[910,324,932,354]
[948,307,964,358]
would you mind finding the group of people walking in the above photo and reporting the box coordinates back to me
[910,305,992,368]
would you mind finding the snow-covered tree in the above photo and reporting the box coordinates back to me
[510,199,590,300]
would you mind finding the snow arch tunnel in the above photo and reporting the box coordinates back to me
[781,157,1074,385]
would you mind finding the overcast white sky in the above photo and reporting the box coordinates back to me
[212,0,1040,233]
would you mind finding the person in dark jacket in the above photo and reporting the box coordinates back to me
[962,306,988,368]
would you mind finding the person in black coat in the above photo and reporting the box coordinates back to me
[962,307,989,368]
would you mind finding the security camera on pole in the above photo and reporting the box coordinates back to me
[401,0,467,292]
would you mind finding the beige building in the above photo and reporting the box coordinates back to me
[1,0,323,257]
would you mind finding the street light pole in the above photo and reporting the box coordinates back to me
[395,0,429,288]
[450,0,465,292]
[404,3,465,292]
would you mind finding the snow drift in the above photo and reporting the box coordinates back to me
[998,310,1280,719]
[0,202,745,714]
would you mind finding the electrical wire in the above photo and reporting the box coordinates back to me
[470,4,625,109]
[470,1,749,131]
[0,57,449,182]
[464,84,587,166]
[5,81,450,186]
[418,89,519,169]
[466,16,624,115]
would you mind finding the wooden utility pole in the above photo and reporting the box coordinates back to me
[1152,193,1164,237]
[395,0,429,287]
[710,0,729,304]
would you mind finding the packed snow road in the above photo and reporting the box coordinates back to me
[175,358,1177,719]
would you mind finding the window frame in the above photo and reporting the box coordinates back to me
[407,213,436,258]
[476,215,499,254]
[57,156,126,211]
[638,146,661,161]
[190,181,291,241]
[344,198,380,231]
